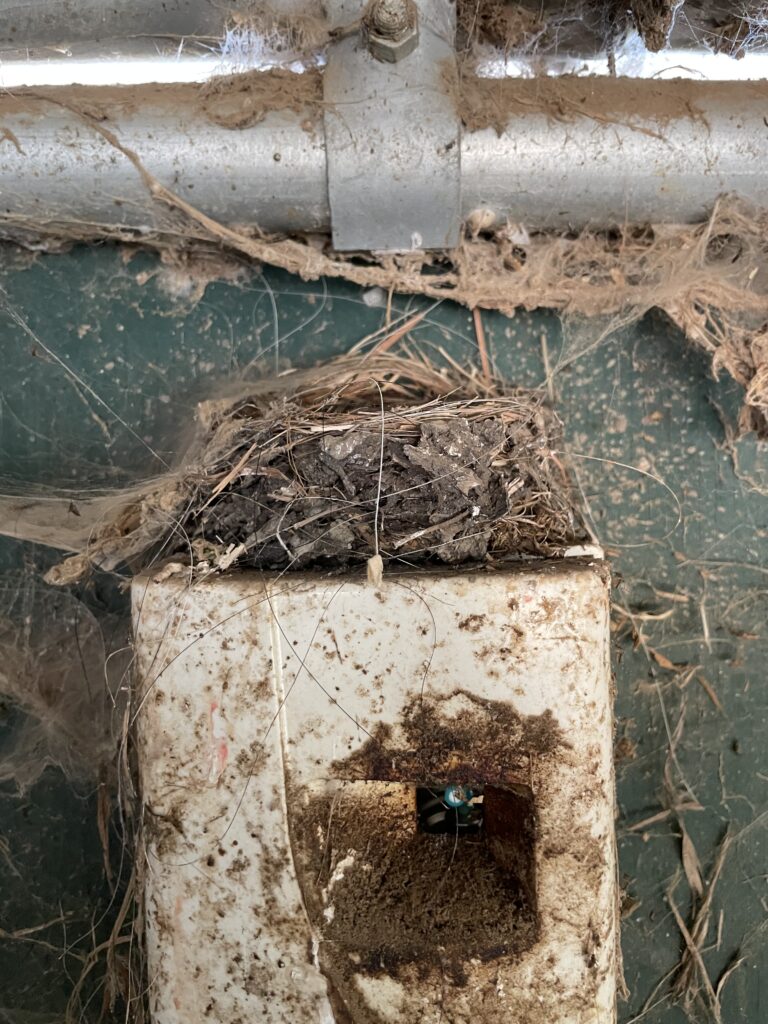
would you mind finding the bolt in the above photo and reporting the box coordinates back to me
[370,0,411,37]
[365,0,418,62]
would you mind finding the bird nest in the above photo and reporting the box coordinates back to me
[40,353,587,585]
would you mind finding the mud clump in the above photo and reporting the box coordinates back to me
[295,786,538,980]
[288,688,563,1012]
[457,0,546,53]
[456,0,700,60]
[336,689,564,787]
[630,0,680,51]
[200,67,322,129]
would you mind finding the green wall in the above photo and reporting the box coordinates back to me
[0,247,765,1022]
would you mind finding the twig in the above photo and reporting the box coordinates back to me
[540,330,555,402]
[367,378,386,587]
[667,878,721,1023]
[626,803,702,832]
[695,673,725,716]
[715,952,746,1003]
[371,379,385,558]
[205,438,261,505]
[370,310,429,355]
[670,832,734,1020]
[473,307,491,383]
[393,510,469,550]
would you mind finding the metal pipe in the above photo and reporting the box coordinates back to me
[0,1,235,45]
[0,2,760,88]
[0,0,325,46]
[0,41,223,89]
[0,78,766,243]
[461,79,768,229]
[0,85,329,236]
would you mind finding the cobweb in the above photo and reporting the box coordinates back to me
[0,576,122,792]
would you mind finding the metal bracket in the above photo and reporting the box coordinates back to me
[323,0,461,251]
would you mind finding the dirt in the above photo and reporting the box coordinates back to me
[454,73,730,135]
[288,689,565,1020]
[294,786,538,982]
[457,0,546,53]
[200,68,323,130]
[630,0,680,51]
[455,0,722,59]
[4,68,323,132]
[7,53,746,142]
[335,688,564,788]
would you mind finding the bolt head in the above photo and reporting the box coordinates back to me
[365,0,418,63]
[367,21,419,62]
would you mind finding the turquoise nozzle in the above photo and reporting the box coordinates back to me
[443,784,473,808]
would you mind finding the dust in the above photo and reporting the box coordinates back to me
[453,73,714,134]
[3,68,323,134]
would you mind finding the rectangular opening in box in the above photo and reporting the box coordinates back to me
[301,780,539,968]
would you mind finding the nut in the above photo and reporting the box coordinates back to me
[365,0,419,63]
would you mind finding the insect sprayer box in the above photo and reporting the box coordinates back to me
[133,556,617,1023]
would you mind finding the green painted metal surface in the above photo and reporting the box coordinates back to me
[0,246,766,1022]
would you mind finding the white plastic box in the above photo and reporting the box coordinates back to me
[133,559,617,1023]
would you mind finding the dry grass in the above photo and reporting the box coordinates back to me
[134,353,584,577]
[18,351,585,585]
[712,2,768,58]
